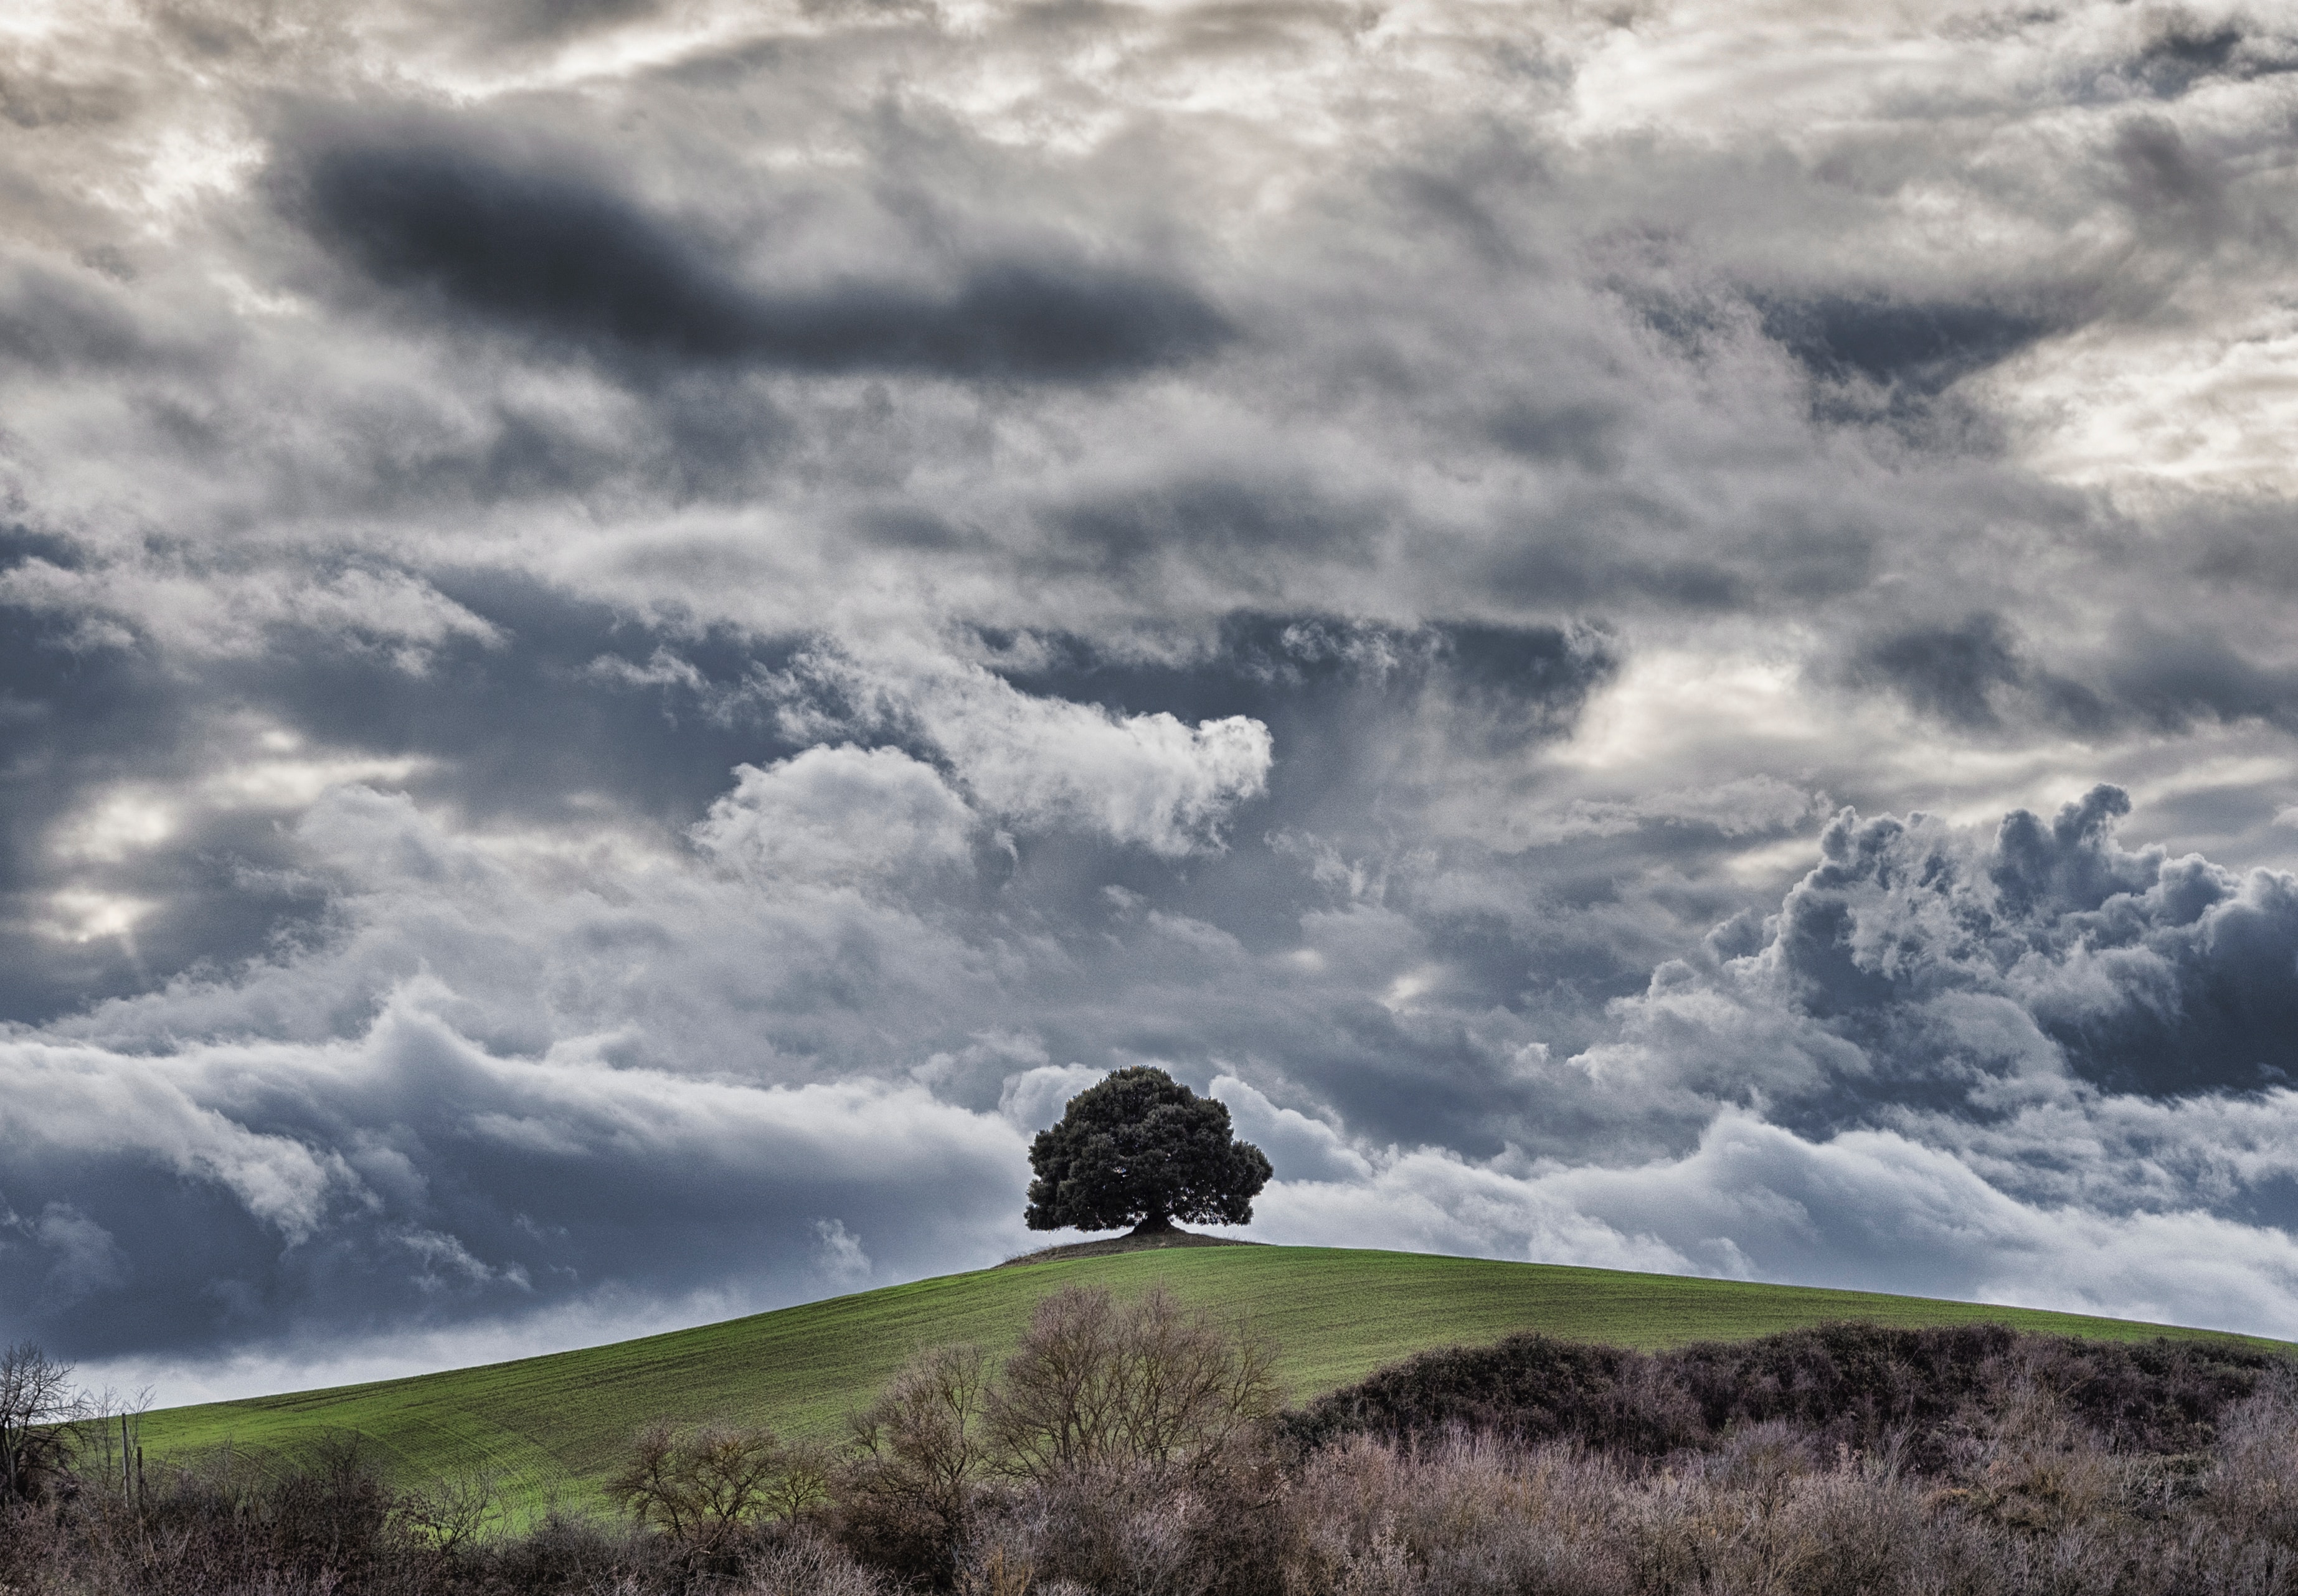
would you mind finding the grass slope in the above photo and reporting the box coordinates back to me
[137,1247,2283,1516]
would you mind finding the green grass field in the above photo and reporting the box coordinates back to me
[136,1246,2287,1519]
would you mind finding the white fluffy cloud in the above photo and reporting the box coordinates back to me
[694,745,978,890]
[770,647,1275,857]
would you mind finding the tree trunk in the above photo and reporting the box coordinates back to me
[1128,1212,1176,1237]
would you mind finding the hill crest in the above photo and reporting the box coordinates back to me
[135,1245,2286,1518]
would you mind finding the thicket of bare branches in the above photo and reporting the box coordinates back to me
[0,1343,85,1506]
[988,1287,1279,1483]
[610,1422,831,1555]
[825,1288,1279,1583]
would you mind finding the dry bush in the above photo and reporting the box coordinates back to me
[16,1306,2297,1596]
[1273,1409,2298,1596]
[1290,1433,1633,1596]
[971,1448,1298,1596]
[2206,1372,2298,1549]
[985,1287,1128,1480]
[0,1343,86,1507]
[837,1344,998,1586]
[397,1463,507,1554]
[989,1287,1280,1483]
[611,1419,826,1554]
[1283,1335,1690,1461]
[727,1526,897,1596]
[835,1286,1283,1589]
[0,1434,411,1596]
[1,1453,887,1596]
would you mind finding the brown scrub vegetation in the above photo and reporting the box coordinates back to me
[4,1307,2297,1595]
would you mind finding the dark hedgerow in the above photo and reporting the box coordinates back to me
[1280,1321,2285,1470]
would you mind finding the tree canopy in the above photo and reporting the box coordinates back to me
[1023,1066,1272,1234]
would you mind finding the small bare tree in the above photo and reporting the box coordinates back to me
[398,1465,507,1553]
[983,1286,1127,1477]
[610,1420,821,1553]
[988,1286,1280,1482]
[759,1436,836,1524]
[0,1342,84,1504]
[843,1344,995,1562]
[1112,1287,1281,1471]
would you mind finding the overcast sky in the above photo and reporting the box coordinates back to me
[4,0,2298,1402]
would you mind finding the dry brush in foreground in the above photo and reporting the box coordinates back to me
[4,1301,2296,1596]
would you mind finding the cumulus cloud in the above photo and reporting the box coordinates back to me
[694,745,978,890]
[769,646,1275,856]
[1668,785,2298,1105]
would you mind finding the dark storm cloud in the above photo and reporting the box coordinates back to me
[478,0,667,47]
[1484,400,1619,471]
[2110,14,2298,98]
[281,120,1232,382]
[0,260,158,374]
[1048,479,1388,582]
[2110,116,2232,233]
[2101,621,2298,734]
[1851,613,2298,739]
[1757,297,2057,399]
[2129,19,2244,96]
[1663,786,2298,1110]
[1849,613,2115,734]
[0,1001,1029,1359]
[995,611,1615,714]
[1851,613,2029,729]
[255,571,810,827]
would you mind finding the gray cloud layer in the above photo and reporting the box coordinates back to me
[3,0,2298,1396]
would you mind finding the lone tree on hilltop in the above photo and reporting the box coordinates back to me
[1024,1065,1273,1236]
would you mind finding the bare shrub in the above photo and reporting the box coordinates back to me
[611,1418,827,1555]
[1282,1334,1696,1461]
[989,1286,1280,1483]
[476,1503,655,1594]
[838,1344,997,1585]
[0,1433,896,1596]
[15,1301,2297,1596]
[732,1525,897,1595]
[39,1432,405,1594]
[1764,1465,1936,1596]
[762,1438,838,1527]
[1942,1381,2132,1537]
[398,1463,508,1553]
[1290,1433,1633,1596]
[839,1285,1284,1591]
[2208,1371,2298,1549]
[973,1447,1299,1596]
[0,1343,85,1506]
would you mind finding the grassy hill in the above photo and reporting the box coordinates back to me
[136,1246,2286,1519]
